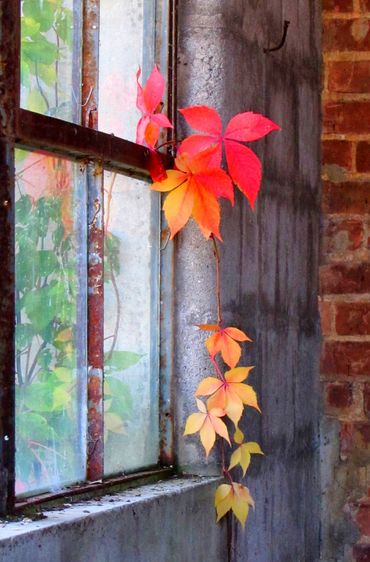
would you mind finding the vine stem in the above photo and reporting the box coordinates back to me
[210,354,225,382]
[104,172,117,235]
[211,234,222,326]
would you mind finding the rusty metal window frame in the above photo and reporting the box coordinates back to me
[0,0,177,515]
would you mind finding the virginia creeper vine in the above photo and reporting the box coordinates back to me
[136,66,281,526]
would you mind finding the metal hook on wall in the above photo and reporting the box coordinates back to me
[264,20,290,53]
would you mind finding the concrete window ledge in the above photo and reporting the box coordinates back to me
[0,476,227,562]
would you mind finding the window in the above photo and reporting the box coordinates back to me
[0,0,176,513]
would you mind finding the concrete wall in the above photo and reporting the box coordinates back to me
[175,1,322,561]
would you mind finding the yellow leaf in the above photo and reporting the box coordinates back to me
[199,416,216,457]
[184,412,205,435]
[229,447,242,471]
[215,484,233,522]
[234,427,244,444]
[245,442,263,455]
[225,367,253,383]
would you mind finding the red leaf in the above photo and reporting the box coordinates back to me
[141,65,165,114]
[224,140,261,208]
[148,149,168,182]
[192,186,221,240]
[225,112,281,142]
[136,66,173,149]
[178,104,280,209]
[179,136,222,167]
[179,106,222,136]
[195,169,234,204]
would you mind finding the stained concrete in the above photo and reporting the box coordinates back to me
[0,478,227,562]
[175,1,322,560]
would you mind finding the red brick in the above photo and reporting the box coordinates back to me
[323,219,364,254]
[357,142,370,173]
[328,61,370,93]
[323,19,370,52]
[324,102,370,135]
[357,501,370,536]
[322,18,370,51]
[325,381,353,409]
[322,182,370,214]
[364,383,370,417]
[322,140,352,169]
[354,544,370,561]
[356,499,370,536]
[321,341,370,376]
[320,300,333,336]
[361,0,370,12]
[323,0,353,11]
[336,302,370,335]
[320,263,370,294]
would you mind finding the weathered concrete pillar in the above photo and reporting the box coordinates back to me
[175,1,322,560]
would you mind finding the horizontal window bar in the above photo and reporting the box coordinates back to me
[16,109,172,177]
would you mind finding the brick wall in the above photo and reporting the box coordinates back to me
[321,0,370,560]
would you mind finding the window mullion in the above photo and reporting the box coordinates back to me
[0,1,21,515]
[82,0,104,482]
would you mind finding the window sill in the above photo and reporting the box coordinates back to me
[0,476,225,562]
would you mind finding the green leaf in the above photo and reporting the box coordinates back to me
[53,367,73,384]
[53,386,70,409]
[17,411,55,442]
[23,282,61,331]
[15,195,32,224]
[15,323,34,350]
[21,16,41,38]
[104,351,142,372]
[22,382,55,412]
[23,0,56,32]
[37,62,57,87]
[37,250,59,277]
[55,8,73,47]
[22,35,58,65]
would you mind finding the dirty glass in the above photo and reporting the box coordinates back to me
[99,0,155,141]
[15,148,87,496]
[103,171,160,475]
[20,0,82,122]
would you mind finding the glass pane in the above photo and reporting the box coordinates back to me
[104,172,160,475]
[98,0,155,140]
[20,0,82,122]
[15,148,87,496]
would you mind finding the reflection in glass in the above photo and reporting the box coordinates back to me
[20,0,81,122]
[99,0,155,141]
[15,149,87,496]
[104,172,160,475]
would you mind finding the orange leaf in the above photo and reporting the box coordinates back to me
[183,398,229,457]
[163,181,194,239]
[200,367,259,426]
[197,324,219,332]
[205,327,251,368]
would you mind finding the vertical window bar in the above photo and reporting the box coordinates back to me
[0,1,20,514]
[82,0,104,481]
[157,0,177,466]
